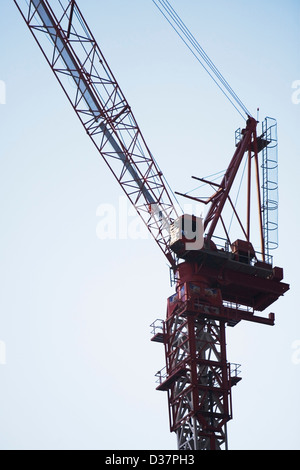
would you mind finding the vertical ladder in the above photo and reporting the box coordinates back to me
[261,117,279,258]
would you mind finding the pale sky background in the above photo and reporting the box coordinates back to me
[0,0,299,450]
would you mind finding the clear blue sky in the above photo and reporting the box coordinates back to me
[0,0,299,450]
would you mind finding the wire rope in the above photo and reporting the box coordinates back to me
[152,0,252,119]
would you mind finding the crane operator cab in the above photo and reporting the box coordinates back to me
[170,214,204,258]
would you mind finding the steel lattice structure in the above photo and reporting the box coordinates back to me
[14,0,289,450]
[14,0,178,267]
[161,314,230,450]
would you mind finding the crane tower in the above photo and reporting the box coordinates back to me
[14,0,289,450]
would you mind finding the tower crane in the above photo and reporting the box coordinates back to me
[14,0,289,450]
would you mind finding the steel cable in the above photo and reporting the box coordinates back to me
[152,0,252,119]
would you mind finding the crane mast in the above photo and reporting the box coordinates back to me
[14,0,289,450]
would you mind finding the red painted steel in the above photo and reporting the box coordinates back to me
[161,275,231,450]
[159,120,289,449]
[14,0,290,450]
[157,248,288,449]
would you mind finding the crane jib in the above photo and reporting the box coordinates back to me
[30,0,156,207]
[14,0,182,267]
